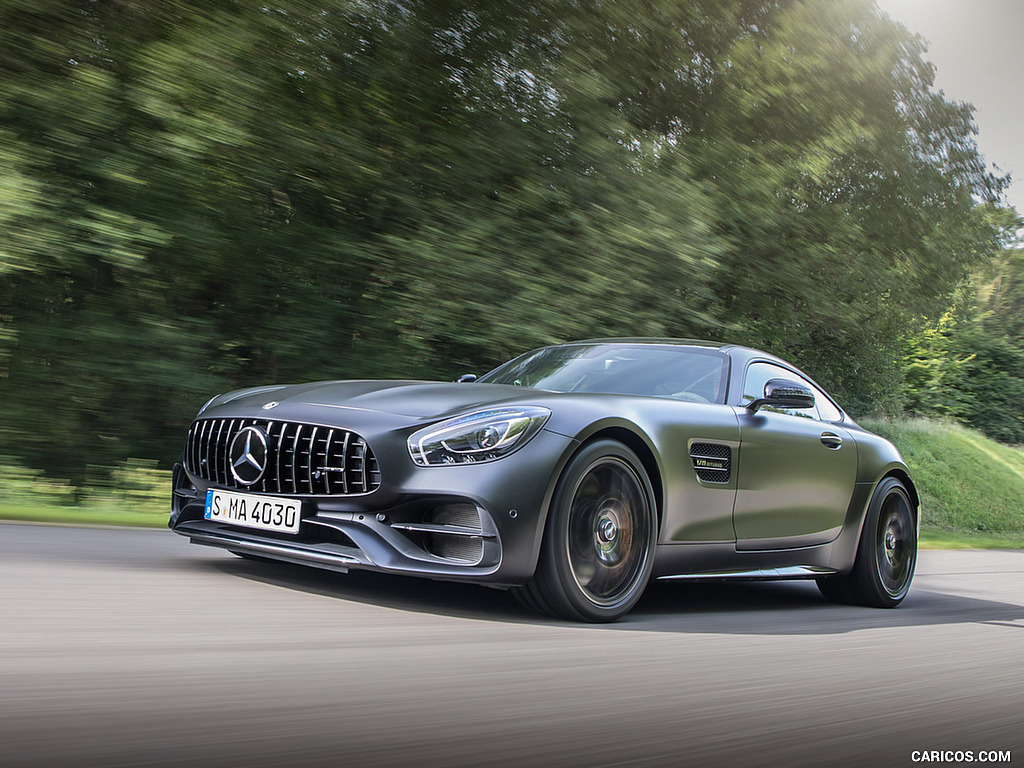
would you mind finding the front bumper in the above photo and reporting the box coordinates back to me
[170,428,577,586]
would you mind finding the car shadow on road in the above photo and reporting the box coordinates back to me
[208,554,1024,635]
[624,579,1024,635]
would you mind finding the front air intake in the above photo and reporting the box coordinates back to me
[425,503,485,564]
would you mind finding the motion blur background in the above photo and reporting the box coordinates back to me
[1,0,1022,493]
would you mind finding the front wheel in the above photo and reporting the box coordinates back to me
[514,440,658,622]
[817,476,917,607]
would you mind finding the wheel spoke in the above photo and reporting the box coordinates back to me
[584,559,621,596]
[566,457,652,606]
[875,490,914,597]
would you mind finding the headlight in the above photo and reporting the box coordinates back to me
[408,407,551,466]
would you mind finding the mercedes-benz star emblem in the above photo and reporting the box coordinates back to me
[229,426,269,486]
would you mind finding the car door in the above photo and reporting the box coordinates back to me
[732,362,857,551]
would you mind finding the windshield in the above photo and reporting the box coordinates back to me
[478,344,729,404]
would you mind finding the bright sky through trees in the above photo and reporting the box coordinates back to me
[875,0,1024,212]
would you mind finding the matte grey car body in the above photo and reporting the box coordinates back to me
[170,339,919,621]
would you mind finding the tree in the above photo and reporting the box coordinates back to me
[0,0,1009,480]
[689,0,1004,412]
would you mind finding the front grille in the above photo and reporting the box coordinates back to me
[690,442,731,483]
[186,418,381,496]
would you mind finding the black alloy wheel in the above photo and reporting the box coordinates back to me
[817,476,917,607]
[872,480,916,600]
[515,440,658,622]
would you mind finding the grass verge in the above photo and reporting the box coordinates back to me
[0,503,168,529]
[919,525,1024,550]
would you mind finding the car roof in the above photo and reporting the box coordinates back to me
[514,338,844,416]
[570,337,726,348]
[559,338,802,378]
[564,338,781,360]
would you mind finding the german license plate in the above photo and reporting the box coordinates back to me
[204,489,301,534]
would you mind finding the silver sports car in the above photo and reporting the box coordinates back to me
[170,339,918,622]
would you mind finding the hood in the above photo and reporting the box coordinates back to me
[202,380,540,422]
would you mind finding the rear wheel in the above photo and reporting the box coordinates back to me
[514,440,657,622]
[817,476,917,607]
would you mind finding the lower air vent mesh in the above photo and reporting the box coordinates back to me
[690,442,731,483]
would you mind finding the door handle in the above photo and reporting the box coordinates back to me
[820,432,843,450]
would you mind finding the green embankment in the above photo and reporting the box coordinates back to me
[2,419,1022,547]
[860,418,1024,549]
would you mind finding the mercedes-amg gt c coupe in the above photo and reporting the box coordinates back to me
[170,339,918,622]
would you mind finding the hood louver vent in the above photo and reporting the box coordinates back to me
[690,442,731,484]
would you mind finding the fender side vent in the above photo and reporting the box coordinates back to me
[690,442,731,484]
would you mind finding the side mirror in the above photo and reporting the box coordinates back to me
[455,374,478,383]
[746,378,815,413]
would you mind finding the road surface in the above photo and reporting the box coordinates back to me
[1,522,1022,768]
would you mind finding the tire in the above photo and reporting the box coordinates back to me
[516,440,658,622]
[511,581,556,618]
[817,476,917,607]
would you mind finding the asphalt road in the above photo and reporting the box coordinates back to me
[1,522,1022,768]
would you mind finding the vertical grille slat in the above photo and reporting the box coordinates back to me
[307,426,319,494]
[290,425,301,494]
[200,421,215,481]
[206,420,216,479]
[364,442,372,495]
[324,429,336,495]
[189,423,197,474]
[186,417,380,497]
[358,438,369,494]
[215,419,229,484]
[271,422,282,493]
[340,432,351,495]
[204,420,217,481]
[262,422,274,493]
[350,438,362,493]
[302,426,313,494]
[279,423,291,492]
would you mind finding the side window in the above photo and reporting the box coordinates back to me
[809,383,843,422]
[742,362,822,420]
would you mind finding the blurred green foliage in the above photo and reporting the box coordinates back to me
[0,0,1014,483]
[0,455,168,513]
[0,457,76,504]
[904,230,1024,444]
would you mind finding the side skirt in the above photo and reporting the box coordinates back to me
[657,565,837,581]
